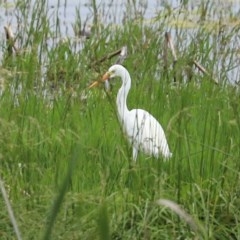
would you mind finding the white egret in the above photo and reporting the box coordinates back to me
[89,64,172,161]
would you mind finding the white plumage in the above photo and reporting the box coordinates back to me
[89,64,172,161]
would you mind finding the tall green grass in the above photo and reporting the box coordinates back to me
[0,0,240,239]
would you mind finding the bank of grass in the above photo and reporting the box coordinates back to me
[0,1,240,239]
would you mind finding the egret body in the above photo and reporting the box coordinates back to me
[89,64,172,161]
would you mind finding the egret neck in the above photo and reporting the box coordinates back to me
[116,70,131,125]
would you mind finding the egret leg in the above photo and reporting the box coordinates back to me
[132,147,138,161]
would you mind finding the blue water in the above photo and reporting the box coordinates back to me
[0,1,169,37]
[2,0,238,38]
[0,0,240,83]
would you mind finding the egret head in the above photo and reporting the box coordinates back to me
[106,64,126,79]
[88,64,126,88]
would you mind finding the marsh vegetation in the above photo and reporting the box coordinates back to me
[0,0,240,239]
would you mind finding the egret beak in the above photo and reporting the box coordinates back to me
[88,80,100,88]
[88,72,111,88]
